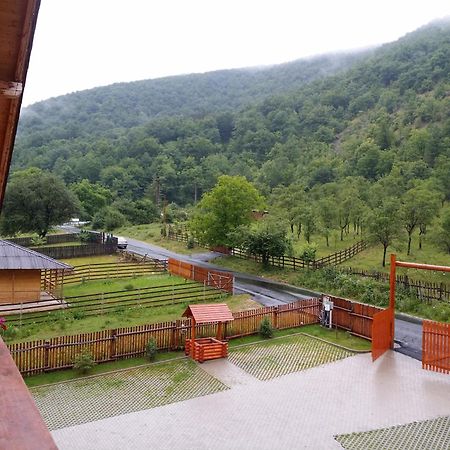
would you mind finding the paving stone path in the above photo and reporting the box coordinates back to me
[31,358,228,430]
[335,415,450,450]
[228,334,353,380]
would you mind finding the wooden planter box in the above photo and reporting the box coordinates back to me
[185,338,228,363]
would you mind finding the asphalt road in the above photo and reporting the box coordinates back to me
[59,227,424,360]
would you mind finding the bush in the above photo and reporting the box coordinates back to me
[186,236,195,249]
[124,283,134,290]
[30,236,47,247]
[145,338,158,361]
[259,317,274,339]
[73,351,96,374]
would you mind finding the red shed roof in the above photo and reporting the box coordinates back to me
[182,304,234,324]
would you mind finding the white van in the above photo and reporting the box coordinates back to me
[117,236,128,249]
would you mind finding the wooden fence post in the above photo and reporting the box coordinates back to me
[273,305,279,329]
[44,340,50,372]
[110,329,117,360]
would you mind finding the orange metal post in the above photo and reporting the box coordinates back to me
[389,254,396,310]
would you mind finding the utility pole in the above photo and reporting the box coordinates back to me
[155,175,160,207]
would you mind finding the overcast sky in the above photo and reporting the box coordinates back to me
[22,0,450,107]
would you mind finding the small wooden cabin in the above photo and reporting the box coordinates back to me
[183,303,234,363]
[0,240,72,304]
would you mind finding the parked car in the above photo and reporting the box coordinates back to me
[117,236,128,249]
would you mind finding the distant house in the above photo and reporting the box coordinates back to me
[0,240,72,304]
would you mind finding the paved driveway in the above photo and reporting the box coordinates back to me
[49,347,450,449]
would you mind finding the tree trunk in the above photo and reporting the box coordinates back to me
[382,244,387,267]
[407,235,412,255]
[326,235,329,247]
[340,227,344,241]
[290,223,294,234]
[419,234,422,250]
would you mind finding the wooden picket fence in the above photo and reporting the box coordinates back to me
[423,320,450,374]
[8,298,320,375]
[344,267,450,303]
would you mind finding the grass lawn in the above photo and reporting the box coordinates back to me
[341,239,450,283]
[63,274,186,298]
[114,223,209,255]
[60,254,120,266]
[24,324,368,387]
[291,229,363,258]
[4,292,253,344]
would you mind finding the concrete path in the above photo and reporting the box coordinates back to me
[52,351,450,450]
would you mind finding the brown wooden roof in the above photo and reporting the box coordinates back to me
[0,0,41,208]
[183,304,234,324]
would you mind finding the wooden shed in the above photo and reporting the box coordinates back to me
[0,240,72,304]
[183,303,234,363]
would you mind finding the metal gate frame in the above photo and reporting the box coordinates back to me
[372,254,450,368]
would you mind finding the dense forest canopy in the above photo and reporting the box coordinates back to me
[6,20,450,256]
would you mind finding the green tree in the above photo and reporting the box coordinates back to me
[366,200,401,267]
[400,187,440,255]
[71,179,112,220]
[190,175,263,246]
[233,224,290,266]
[432,209,450,254]
[92,207,128,231]
[0,169,79,237]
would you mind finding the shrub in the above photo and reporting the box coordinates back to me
[72,310,86,320]
[124,283,134,291]
[186,236,195,249]
[259,317,274,339]
[299,243,317,263]
[145,338,158,361]
[30,236,47,247]
[73,351,96,374]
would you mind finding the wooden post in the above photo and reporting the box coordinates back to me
[216,322,223,341]
[110,329,117,360]
[191,318,196,359]
[389,253,396,349]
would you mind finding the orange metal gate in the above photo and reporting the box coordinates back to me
[371,308,394,361]
[423,320,450,374]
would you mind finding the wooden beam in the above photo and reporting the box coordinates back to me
[0,80,23,98]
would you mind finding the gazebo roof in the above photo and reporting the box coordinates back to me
[0,240,72,270]
[182,304,234,324]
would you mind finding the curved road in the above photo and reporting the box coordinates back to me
[59,227,423,360]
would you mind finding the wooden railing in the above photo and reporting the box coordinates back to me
[63,260,165,284]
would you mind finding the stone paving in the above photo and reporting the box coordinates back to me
[51,350,450,449]
[335,415,450,449]
[228,334,353,380]
[31,358,227,430]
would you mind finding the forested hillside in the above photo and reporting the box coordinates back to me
[6,20,450,258]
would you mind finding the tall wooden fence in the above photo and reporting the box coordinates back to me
[168,258,234,293]
[423,320,450,374]
[344,267,450,303]
[6,233,80,247]
[8,298,320,375]
[324,295,384,340]
[33,243,117,259]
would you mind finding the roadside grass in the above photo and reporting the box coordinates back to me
[213,256,450,322]
[340,240,450,283]
[114,223,208,255]
[24,324,369,387]
[3,293,253,344]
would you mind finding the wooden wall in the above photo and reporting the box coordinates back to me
[0,269,41,303]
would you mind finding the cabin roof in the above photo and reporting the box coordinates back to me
[0,240,72,270]
[182,303,234,324]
